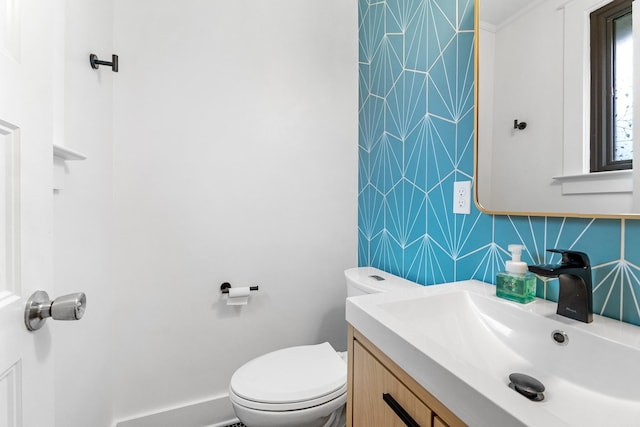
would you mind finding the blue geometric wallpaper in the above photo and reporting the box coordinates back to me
[357,0,640,326]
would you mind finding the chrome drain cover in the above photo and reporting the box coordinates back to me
[552,330,569,345]
[508,372,545,402]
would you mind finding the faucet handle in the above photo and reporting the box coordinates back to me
[547,249,590,268]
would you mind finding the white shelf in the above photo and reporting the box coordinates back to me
[53,144,87,191]
[53,144,87,161]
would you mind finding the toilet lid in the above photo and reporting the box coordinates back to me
[230,342,346,406]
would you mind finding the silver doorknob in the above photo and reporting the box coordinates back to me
[24,290,87,331]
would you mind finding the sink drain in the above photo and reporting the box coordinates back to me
[508,373,545,402]
[552,330,569,346]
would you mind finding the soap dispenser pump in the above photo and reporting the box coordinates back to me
[496,244,536,303]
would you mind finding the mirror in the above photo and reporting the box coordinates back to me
[476,0,640,217]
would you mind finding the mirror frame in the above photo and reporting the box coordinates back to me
[473,0,640,219]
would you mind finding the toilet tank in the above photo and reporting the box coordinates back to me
[344,267,421,297]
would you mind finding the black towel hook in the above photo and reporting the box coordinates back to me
[90,54,118,72]
[514,119,527,130]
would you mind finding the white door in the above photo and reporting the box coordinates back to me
[0,0,58,426]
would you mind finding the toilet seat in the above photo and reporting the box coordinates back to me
[229,342,347,412]
[230,383,347,412]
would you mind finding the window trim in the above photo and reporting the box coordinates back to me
[590,0,633,172]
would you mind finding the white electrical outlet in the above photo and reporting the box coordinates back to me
[453,181,471,214]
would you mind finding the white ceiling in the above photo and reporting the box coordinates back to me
[480,0,536,27]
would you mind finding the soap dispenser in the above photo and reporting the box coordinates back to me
[496,244,536,303]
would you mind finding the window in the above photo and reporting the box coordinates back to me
[590,0,633,172]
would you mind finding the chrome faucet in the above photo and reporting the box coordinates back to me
[528,249,593,323]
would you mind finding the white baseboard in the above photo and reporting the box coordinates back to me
[115,393,239,427]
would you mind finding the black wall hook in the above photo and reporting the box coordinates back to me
[514,119,527,130]
[90,54,118,72]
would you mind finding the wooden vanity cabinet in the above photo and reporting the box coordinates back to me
[347,325,466,427]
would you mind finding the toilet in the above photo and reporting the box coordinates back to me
[228,267,420,427]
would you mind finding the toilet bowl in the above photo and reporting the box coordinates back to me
[228,267,420,427]
[229,342,346,427]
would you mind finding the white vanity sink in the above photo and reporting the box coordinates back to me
[346,280,640,426]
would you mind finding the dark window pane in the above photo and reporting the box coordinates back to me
[590,0,633,172]
[613,11,633,162]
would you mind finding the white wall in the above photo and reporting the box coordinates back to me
[476,26,495,208]
[111,0,357,422]
[53,0,114,426]
[482,0,565,213]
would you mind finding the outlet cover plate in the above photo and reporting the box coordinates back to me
[453,181,471,214]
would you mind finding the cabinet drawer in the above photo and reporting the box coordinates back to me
[433,416,448,427]
[352,340,433,427]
